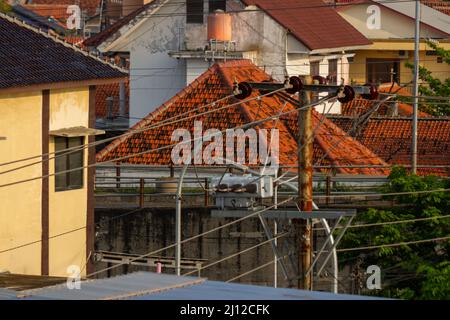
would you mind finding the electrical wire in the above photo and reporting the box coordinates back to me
[182,232,289,276]
[0,91,332,188]
[337,235,450,252]
[314,214,450,231]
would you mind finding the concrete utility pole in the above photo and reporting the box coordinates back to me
[297,75,313,290]
[412,0,421,174]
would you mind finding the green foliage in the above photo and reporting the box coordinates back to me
[339,167,450,299]
[0,0,12,13]
[404,41,450,116]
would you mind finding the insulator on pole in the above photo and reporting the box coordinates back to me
[233,81,252,100]
[286,76,303,94]
[336,85,355,103]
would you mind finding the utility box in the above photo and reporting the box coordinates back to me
[210,174,273,210]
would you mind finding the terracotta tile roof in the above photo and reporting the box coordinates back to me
[421,0,450,15]
[0,13,126,91]
[241,0,371,51]
[341,99,430,118]
[23,4,70,24]
[341,83,431,117]
[84,0,160,47]
[28,0,100,16]
[329,116,450,176]
[96,60,388,175]
[95,79,130,118]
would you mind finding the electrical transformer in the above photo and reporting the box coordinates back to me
[210,173,273,210]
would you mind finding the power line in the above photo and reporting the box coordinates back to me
[0,207,144,255]
[182,232,289,276]
[314,214,450,231]
[87,196,296,277]
[0,91,331,187]
[337,235,450,252]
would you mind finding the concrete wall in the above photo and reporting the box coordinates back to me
[48,87,90,277]
[186,58,213,84]
[94,208,296,287]
[0,91,43,275]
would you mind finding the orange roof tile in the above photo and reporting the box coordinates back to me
[341,83,431,118]
[28,0,100,16]
[97,60,388,175]
[23,4,70,23]
[329,116,450,176]
[95,79,130,118]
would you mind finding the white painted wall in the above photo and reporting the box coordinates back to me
[186,59,213,84]
[107,1,187,125]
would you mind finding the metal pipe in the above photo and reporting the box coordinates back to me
[412,0,421,174]
[320,218,338,294]
[119,80,126,118]
[317,215,355,277]
[175,164,188,276]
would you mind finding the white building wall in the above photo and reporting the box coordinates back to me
[186,59,213,84]
[115,1,187,125]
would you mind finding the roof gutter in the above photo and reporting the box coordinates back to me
[309,44,372,55]
[0,77,128,95]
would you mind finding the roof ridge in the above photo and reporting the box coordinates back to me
[0,12,127,74]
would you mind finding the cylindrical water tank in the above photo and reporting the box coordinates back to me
[207,10,232,41]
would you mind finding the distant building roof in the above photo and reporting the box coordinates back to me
[342,83,431,118]
[335,0,450,37]
[95,79,130,118]
[16,271,383,300]
[27,0,101,16]
[96,59,388,175]
[0,12,127,92]
[242,0,371,51]
[83,0,161,48]
[329,116,450,176]
[11,4,67,33]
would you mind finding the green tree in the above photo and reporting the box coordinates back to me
[339,167,450,299]
[0,0,11,13]
[404,41,450,116]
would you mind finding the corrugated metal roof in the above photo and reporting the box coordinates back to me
[21,272,205,300]
[14,272,384,300]
[130,280,380,300]
[0,288,28,300]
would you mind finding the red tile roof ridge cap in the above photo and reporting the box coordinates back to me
[0,12,127,73]
[215,60,255,124]
[96,64,221,162]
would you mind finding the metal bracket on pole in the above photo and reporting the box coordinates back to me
[257,213,291,284]
[175,164,189,276]
[305,216,343,278]
[316,215,355,277]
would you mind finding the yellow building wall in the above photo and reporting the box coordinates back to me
[0,92,43,275]
[48,87,90,277]
[349,45,450,85]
